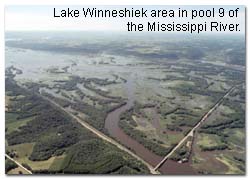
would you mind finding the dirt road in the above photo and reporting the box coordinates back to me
[153,85,236,171]
[41,95,160,175]
[5,154,32,174]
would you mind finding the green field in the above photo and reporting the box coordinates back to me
[5,32,245,174]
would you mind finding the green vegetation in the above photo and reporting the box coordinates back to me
[170,136,193,162]
[5,78,149,174]
[41,75,126,133]
[216,154,245,174]
[5,32,245,175]
[192,86,245,174]
[119,104,169,157]
[197,134,228,152]
[52,139,149,174]
[5,158,18,174]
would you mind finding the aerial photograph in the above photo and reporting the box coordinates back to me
[5,6,245,175]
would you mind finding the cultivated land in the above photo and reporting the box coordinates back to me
[5,32,245,175]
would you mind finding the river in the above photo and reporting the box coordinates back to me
[104,76,195,174]
[104,76,162,167]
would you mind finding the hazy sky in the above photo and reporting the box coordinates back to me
[5,5,245,34]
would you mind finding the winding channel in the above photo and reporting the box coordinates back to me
[104,76,196,174]
[104,77,162,167]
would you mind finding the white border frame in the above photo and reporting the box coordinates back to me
[0,1,249,179]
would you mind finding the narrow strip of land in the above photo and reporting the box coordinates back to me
[39,94,159,175]
[153,85,237,171]
[5,154,32,174]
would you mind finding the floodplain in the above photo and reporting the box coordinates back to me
[5,32,245,175]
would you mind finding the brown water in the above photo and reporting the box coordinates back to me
[159,160,196,175]
[104,77,162,166]
[104,77,196,174]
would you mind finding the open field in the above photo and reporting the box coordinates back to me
[190,85,245,174]
[5,78,150,174]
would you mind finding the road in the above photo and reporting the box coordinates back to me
[40,95,160,175]
[5,154,32,174]
[153,85,237,171]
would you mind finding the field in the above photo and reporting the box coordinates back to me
[191,85,245,174]
[5,78,149,174]
[5,32,245,175]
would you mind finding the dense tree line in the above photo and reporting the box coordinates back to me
[59,139,149,174]
[5,159,18,173]
[119,109,170,157]
[6,78,149,174]
[170,144,189,162]
[199,144,228,151]
[199,97,244,137]
[6,79,95,161]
